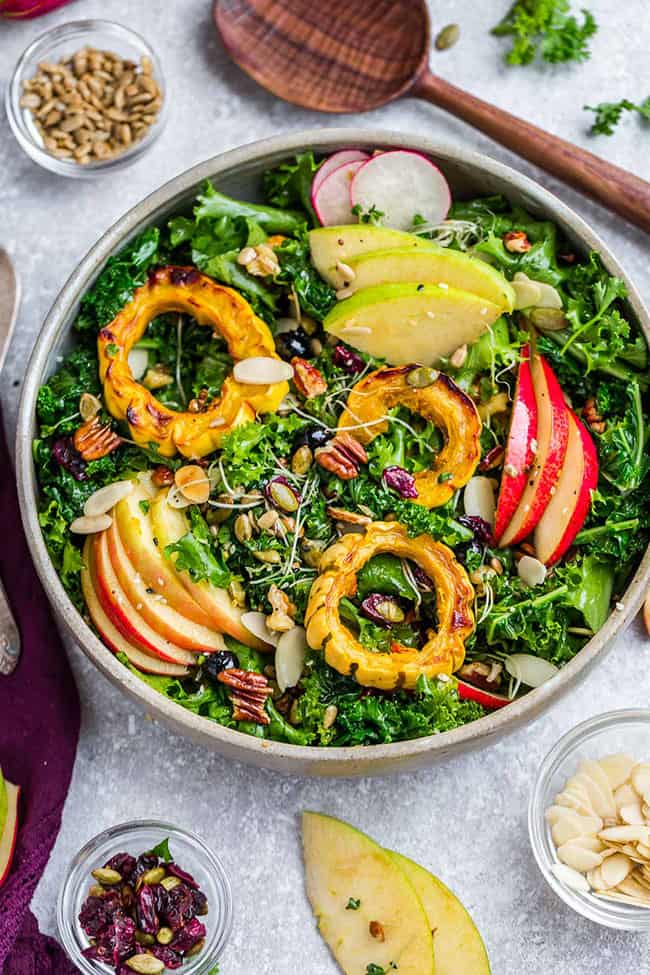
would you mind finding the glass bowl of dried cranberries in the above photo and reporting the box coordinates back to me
[57,820,232,974]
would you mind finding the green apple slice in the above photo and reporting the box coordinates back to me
[324,283,501,366]
[388,851,491,974]
[347,247,514,312]
[302,812,434,975]
[309,225,437,286]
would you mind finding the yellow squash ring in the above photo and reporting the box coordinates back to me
[337,366,482,508]
[304,521,474,691]
[98,266,288,458]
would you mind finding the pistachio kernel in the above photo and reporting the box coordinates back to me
[91,867,122,885]
[139,866,166,886]
[156,927,174,945]
[435,22,460,50]
[160,875,181,891]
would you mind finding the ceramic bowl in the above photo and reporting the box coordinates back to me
[15,129,650,776]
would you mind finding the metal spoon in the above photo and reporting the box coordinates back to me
[0,247,22,675]
[214,0,650,233]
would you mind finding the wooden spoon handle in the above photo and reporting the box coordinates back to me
[413,70,650,234]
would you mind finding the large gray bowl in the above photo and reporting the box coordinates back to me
[16,129,650,776]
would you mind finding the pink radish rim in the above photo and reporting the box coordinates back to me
[312,159,366,226]
[349,149,452,218]
[311,149,369,196]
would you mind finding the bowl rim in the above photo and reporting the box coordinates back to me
[15,127,650,771]
[5,18,168,178]
[528,708,650,930]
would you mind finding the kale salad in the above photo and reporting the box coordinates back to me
[34,146,650,748]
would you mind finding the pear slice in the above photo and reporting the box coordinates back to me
[302,812,433,975]
[346,247,515,312]
[323,283,501,367]
[388,851,490,975]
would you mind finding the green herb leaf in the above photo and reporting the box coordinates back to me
[164,508,231,588]
[148,837,172,862]
[585,97,650,136]
[492,0,597,66]
[346,897,361,910]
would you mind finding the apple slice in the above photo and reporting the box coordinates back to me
[149,491,268,650]
[312,149,369,197]
[312,160,365,226]
[113,484,214,629]
[534,411,598,565]
[302,812,434,975]
[81,541,188,677]
[0,778,20,887]
[494,347,537,543]
[106,520,224,652]
[388,852,491,975]
[456,678,510,710]
[350,151,451,231]
[92,532,203,667]
[499,351,569,547]
[309,225,438,286]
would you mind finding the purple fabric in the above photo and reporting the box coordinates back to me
[0,416,80,974]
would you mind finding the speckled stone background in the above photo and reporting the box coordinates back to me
[2,1,650,971]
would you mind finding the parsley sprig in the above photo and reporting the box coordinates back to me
[492,0,597,66]
[584,97,650,135]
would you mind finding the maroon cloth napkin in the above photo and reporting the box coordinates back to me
[0,415,80,974]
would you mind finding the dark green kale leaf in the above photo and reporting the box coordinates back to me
[164,508,231,588]
[585,97,650,136]
[194,181,305,235]
[262,151,319,225]
[219,415,308,489]
[36,345,100,435]
[596,382,648,495]
[275,232,337,321]
[76,228,161,332]
[492,0,597,66]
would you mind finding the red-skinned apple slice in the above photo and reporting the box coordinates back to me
[534,410,598,565]
[494,345,538,543]
[499,351,569,547]
[456,679,510,710]
[92,532,209,666]
[106,520,224,652]
[0,781,20,887]
[113,485,214,629]
[81,540,189,677]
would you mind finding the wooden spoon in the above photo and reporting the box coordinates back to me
[215,0,650,233]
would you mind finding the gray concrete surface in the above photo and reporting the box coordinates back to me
[2,1,650,971]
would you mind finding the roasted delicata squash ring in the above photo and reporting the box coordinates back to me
[338,366,482,508]
[305,521,474,691]
[98,266,288,458]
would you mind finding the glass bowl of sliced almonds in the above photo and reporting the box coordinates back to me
[529,709,650,930]
[6,19,167,177]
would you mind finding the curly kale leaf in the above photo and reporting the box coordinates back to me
[262,151,319,225]
[275,232,337,321]
[38,499,84,609]
[36,345,100,435]
[219,414,308,489]
[597,382,648,495]
[585,97,650,136]
[164,508,231,588]
[76,228,161,332]
[492,0,597,66]
[194,181,305,235]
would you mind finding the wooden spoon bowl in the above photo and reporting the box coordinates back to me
[215,0,650,233]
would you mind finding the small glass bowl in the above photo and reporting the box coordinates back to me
[529,709,650,931]
[5,20,168,178]
[57,820,233,974]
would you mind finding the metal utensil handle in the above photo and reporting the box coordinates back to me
[0,575,21,675]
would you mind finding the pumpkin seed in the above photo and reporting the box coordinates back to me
[435,23,460,50]
[91,867,122,885]
[234,513,253,543]
[291,445,313,475]
[406,366,439,388]
[323,704,338,729]
[252,549,282,564]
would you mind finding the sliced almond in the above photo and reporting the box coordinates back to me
[619,803,645,826]
[631,764,650,802]
[70,513,112,534]
[233,356,294,386]
[598,753,636,791]
[463,476,496,527]
[551,812,602,847]
[550,862,590,893]
[617,875,650,903]
[556,842,604,872]
[587,866,604,890]
[555,789,596,818]
[563,836,605,853]
[599,825,650,845]
[568,773,615,820]
[83,479,133,517]
[637,843,650,860]
[600,852,634,889]
[614,783,640,812]
[594,890,650,908]
[275,625,307,693]
[579,760,616,809]
[127,345,149,380]
[516,555,547,588]
[240,611,279,647]
[174,465,210,505]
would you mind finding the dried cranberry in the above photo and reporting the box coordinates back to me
[163,883,195,931]
[133,853,159,880]
[412,565,434,591]
[190,888,209,916]
[170,917,206,955]
[105,853,136,881]
[52,437,87,481]
[458,515,494,546]
[333,344,364,374]
[204,650,239,680]
[276,326,311,361]
[167,863,198,889]
[136,885,160,935]
[79,891,123,937]
[382,465,418,499]
[95,915,136,965]
[151,945,183,969]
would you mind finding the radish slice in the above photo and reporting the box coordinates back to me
[312,149,369,197]
[312,160,365,226]
[349,150,451,231]
[505,653,558,688]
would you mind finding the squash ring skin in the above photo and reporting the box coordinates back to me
[337,366,482,508]
[98,266,288,458]
[305,522,474,691]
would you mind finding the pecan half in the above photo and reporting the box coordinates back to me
[315,432,368,481]
[217,668,273,724]
[152,465,174,487]
[503,230,531,253]
[582,397,606,434]
[479,444,505,472]
[73,416,122,460]
[291,357,327,399]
